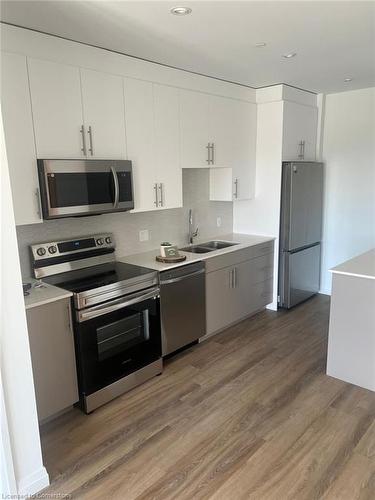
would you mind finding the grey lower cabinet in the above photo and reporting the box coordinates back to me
[26,298,79,422]
[206,243,274,336]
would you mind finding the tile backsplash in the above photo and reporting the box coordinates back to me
[16,169,233,277]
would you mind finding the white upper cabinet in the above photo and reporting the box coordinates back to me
[124,78,156,212]
[209,97,257,201]
[80,68,126,159]
[153,84,182,209]
[208,95,235,168]
[124,78,182,212]
[180,89,210,168]
[1,52,42,225]
[180,89,256,200]
[229,99,257,200]
[282,101,318,161]
[28,58,85,158]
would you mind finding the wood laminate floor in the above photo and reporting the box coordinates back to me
[41,295,375,499]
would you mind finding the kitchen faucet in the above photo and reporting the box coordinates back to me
[188,209,199,244]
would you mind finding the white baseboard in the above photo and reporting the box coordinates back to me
[18,466,49,496]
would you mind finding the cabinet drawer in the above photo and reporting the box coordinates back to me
[205,240,274,273]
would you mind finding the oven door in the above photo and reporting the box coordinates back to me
[38,159,134,219]
[74,287,161,397]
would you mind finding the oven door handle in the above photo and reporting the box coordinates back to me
[77,287,160,323]
[110,166,120,208]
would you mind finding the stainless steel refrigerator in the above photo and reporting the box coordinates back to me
[278,161,324,309]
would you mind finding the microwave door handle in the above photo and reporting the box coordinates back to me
[110,166,120,208]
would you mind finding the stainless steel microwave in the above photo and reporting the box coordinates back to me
[37,159,134,219]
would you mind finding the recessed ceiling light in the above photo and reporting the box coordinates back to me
[170,6,192,16]
[283,52,297,59]
[344,77,353,82]
[255,42,267,48]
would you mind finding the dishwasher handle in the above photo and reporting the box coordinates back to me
[160,268,205,285]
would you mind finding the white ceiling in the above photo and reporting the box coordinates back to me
[1,1,374,94]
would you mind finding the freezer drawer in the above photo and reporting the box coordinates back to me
[160,262,206,356]
[279,244,321,309]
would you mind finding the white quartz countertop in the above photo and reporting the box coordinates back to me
[23,278,73,310]
[330,249,375,280]
[118,233,275,272]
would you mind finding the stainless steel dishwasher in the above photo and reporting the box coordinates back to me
[160,261,206,356]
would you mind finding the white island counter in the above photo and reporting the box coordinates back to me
[327,249,375,391]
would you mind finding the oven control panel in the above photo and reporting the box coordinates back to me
[31,233,115,261]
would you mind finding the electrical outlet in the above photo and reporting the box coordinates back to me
[216,217,222,228]
[139,230,149,242]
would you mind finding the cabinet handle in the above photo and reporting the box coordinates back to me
[80,125,87,155]
[229,268,237,288]
[298,140,305,159]
[206,143,211,164]
[234,178,239,199]
[35,188,43,219]
[154,183,159,207]
[211,143,215,165]
[158,183,164,207]
[88,126,94,156]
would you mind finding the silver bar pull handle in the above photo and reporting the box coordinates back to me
[35,187,43,219]
[211,142,215,165]
[88,126,94,156]
[206,143,211,164]
[234,178,239,199]
[158,183,164,207]
[298,140,305,159]
[80,125,87,155]
[233,267,237,288]
[229,269,233,288]
[110,166,119,208]
[154,183,159,207]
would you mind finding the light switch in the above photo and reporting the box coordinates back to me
[216,217,222,227]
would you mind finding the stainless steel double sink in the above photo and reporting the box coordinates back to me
[180,240,239,254]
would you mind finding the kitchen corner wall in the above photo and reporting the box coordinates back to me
[16,169,233,277]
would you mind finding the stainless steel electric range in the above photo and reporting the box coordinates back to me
[31,234,162,413]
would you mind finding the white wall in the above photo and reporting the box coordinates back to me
[320,87,375,294]
[233,101,284,310]
[0,112,49,495]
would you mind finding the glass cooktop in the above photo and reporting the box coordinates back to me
[43,261,156,294]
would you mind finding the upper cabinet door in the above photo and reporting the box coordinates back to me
[282,101,318,162]
[28,58,84,158]
[124,78,156,212]
[153,84,182,209]
[1,52,42,225]
[231,100,257,200]
[209,98,257,202]
[180,89,210,168]
[208,95,235,168]
[80,69,127,159]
